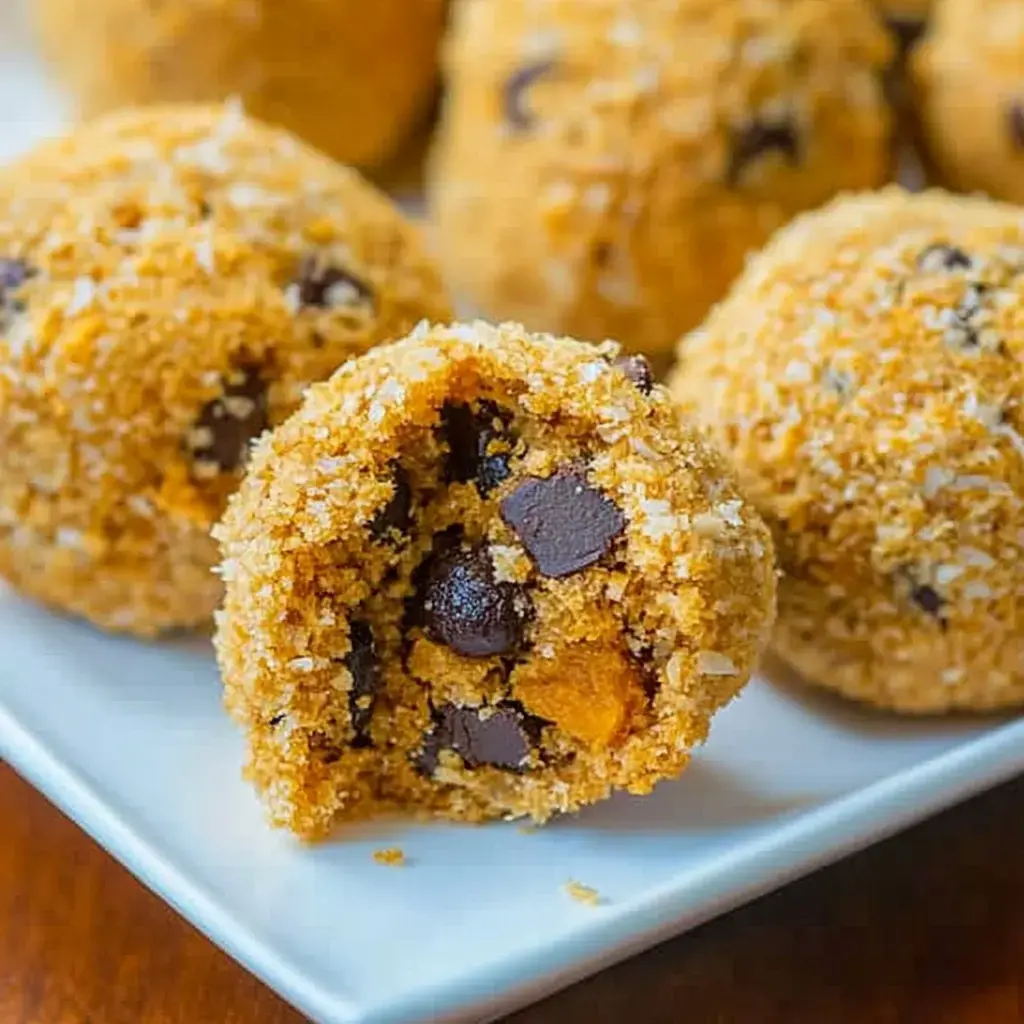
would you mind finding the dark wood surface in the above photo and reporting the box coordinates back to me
[1,761,1021,1024]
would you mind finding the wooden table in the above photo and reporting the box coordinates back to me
[1,762,1021,1024]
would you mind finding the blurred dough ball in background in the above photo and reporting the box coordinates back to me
[32,0,448,171]
[0,103,450,637]
[912,0,1024,203]
[429,0,894,368]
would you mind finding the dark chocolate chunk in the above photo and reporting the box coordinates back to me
[422,545,531,658]
[295,256,374,312]
[441,401,514,497]
[405,527,463,628]
[501,470,626,578]
[441,403,484,483]
[613,354,654,395]
[1008,101,1024,151]
[917,243,972,273]
[898,566,949,629]
[504,60,555,132]
[910,583,946,619]
[345,619,381,744]
[592,240,613,269]
[417,701,542,775]
[187,366,269,473]
[368,465,412,543]
[476,450,513,497]
[0,258,34,323]
[727,117,801,185]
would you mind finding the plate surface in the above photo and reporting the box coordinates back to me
[0,45,1023,1024]
[1,586,1022,1024]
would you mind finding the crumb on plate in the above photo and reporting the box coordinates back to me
[564,880,602,906]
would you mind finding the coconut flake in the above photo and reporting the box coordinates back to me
[65,276,97,316]
[698,651,738,676]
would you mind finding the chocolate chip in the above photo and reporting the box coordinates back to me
[911,583,947,620]
[917,244,972,273]
[899,568,948,628]
[476,452,513,497]
[501,470,625,578]
[295,256,374,312]
[1008,101,1024,151]
[613,354,654,395]
[0,257,32,299]
[0,258,34,323]
[727,117,801,185]
[504,60,555,132]
[187,366,269,474]
[942,284,1000,353]
[404,527,462,628]
[886,16,926,54]
[441,401,514,497]
[368,465,412,543]
[417,702,542,775]
[345,619,381,744]
[421,545,531,658]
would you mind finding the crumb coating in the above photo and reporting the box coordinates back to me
[672,188,1024,712]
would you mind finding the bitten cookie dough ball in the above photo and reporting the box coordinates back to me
[912,0,1024,202]
[0,104,451,636]
[214,322,776,837]
[33,0,446,170]
[429,0,893,365]
[671,188,1024,713]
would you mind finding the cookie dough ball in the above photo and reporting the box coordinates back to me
[33,0,446,169]
[912,0,1024,202]
[671,188,1024,713]
[429,0,893,366]
[214,322,776,837]
[0,104,451,636]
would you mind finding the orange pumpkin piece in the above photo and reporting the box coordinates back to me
[511,645,646,750]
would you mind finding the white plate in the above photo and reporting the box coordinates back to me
[1,585,1022,1024]
[0,45,1023,1024]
